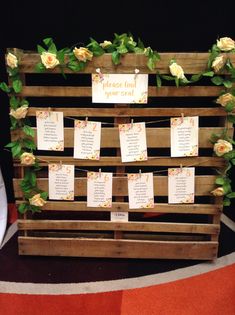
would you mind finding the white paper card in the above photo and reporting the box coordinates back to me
[128,172,154,209]
[168,167,195,204]
[111,212,128,222]
[74,120,101,160]
[36,111,64,151]
[171,116,198,157]
[92,73,148,103]
[119,122,147,162]
[48,164,74,200]
[87,172,112,207]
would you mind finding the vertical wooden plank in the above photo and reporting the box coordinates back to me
[114,104,130,239]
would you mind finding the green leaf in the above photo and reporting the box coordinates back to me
[223,198,231,206]
[48,43,57,54]
[156,74,162,88]
[57,50,65,64]
[10,96,19,110]
[0,82,11,93]
[228,115,235,123]
[22,138,36,150]
[190,73,202,82]
[29,172,36,187]
[225,101,235,112]
[222,183,232,194]
[12,79,22,93]
[227,192,235,198]
[211,76,224,85]
[43,37,53,47]
[5,141,18,148]
[37,45,46,54]
[202,71,214,77]
[23,125,35,137]
[175,78,179,88]
[137,38,145,50]
[35,62,46,73]
[87,38,104,56]
[231,158,235,165]
[161,75,175,81]
[215,177,225,185]
[67,61,86,72]
[223,80,233,88]
[30,205,42,213]
[11,142,22,157]
[224,150,235,160]
[18,203,28,214]
[117,44,128,54]
[40,191,48,200]
[112,51,121,65]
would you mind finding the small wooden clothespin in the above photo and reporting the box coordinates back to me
[131,119,134,128]
[134,68,140,80]
[181,112,184,123]
[59,160,63,169]
[48,107,52,117]
[96,68,104,81]
[180,164,183,172]
[85,117,88,126]
[99,168,102,178]
[139,169,142,179]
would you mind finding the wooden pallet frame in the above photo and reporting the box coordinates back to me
[9,50,235,259]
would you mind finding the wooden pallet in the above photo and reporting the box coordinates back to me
[9,51,235,259]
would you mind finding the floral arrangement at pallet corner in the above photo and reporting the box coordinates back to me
[0,34,235,213]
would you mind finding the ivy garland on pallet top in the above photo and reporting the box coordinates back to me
[0,33,235,213]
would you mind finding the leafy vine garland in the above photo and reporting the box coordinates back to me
[0,34,235,213]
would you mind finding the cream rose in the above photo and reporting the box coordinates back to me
[211,187,224,196]
[169,62,185,79]
[6,52,18,69]
[100,40,112,49]
[216,93,235,107]
[217,37,235,51]
[29,194,47,207]
[212,55,225,72]
[20,152,36,165]
[41,52,60,69]
[73,47,93,62]
[9,105,28,119]
[214,139,233,157]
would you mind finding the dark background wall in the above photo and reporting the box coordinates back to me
[0,0,234,202]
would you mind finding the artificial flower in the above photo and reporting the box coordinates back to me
[216,37,235,51]
[73,47,93,62]
[6,52,18,69]
[100,40,112,48]
[213,139,233,157]
[169,62,185,79]
[41,52,59,69]
[216,93,235,107]
[29,194,47,207]
[211,187,224,196]
[9,105,28,119]
[212,55,226,72]
[20,152,36,165]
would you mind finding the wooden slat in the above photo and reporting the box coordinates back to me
[15,200,222,214]
[27,107,230,117]
[19,86,225,97]
[18,219,219,234]
[11,127,233,148]
[13,175,217,198]
[18,237,218,259]
[14,156,226,168]
[17,52,235,74]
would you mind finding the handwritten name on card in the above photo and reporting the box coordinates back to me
[74,120,101,160]
[49,164,74,200]
[111,212,128,222]
[171,116,198,157]
[119,122,147,163]
[128,172,154,209]
[92,73,148,103]
[87,172,112,208]
[168,167,195,204]
[36,111,64,151]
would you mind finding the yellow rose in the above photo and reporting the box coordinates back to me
[214,139,233,157]
[29,194,47,207]
[217,37,235,51]
[41,52,60,69]
[169,62,185,79]
[212,55,226,72]
[73,47,93,62]
[100,40,112,49]
[9,105,28,119]
[211,187,224,196]
[6,52,18,69]
[216,93,235,107]
[20,152,36,165]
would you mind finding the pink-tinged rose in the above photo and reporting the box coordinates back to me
[213,139,233,157]
[9,105,28,119]
[20,152,36,165]
[211,187,224,196]
[6,52,18,69]
[216,93,235,107]
[169,62,185,79]
[73,47,93,62]
[29,194,47,207]
[212,55,226,72]
[41,52,59,69]
[217,37,235,51]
